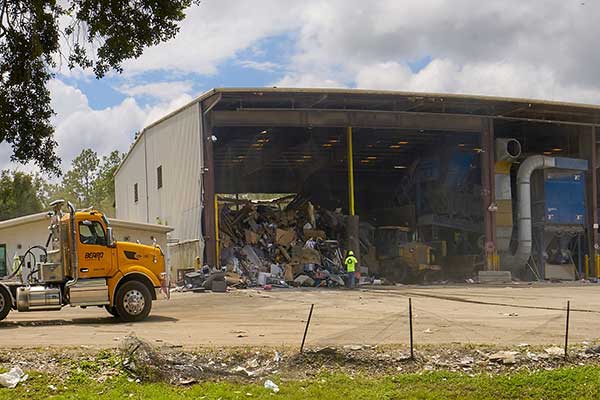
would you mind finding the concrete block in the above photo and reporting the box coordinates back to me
[478,270,512,284]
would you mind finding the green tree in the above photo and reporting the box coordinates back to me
[0,171,44,221]
[61,148,101,208]
[54,148,124,216]
[97,150,126,215]
[0,0,198,173]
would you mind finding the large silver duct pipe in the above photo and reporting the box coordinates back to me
[501,155,556,271]
[496,138,522,162]
[495,139,522,253]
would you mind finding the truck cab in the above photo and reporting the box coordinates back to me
[0,200,169,322]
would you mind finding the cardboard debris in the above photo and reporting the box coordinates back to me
[276,229,296,246]
[244,230,259,245]
[284,265,294,282]
[216,196,347,288]
[303,229,326,239]
[292,247,321,265]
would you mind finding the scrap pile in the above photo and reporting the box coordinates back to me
[218,196,348,288]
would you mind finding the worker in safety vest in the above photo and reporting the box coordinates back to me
[344,250,358,289]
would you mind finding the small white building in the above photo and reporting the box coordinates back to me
[0,212,172,277]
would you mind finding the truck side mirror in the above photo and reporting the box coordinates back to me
[107,227,116,247]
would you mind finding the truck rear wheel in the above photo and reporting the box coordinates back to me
[0,288,11,321]
[115,281,152,322]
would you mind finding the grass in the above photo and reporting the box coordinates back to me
[2,366,600,399]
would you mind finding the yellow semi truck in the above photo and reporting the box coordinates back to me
[0,200,169,322]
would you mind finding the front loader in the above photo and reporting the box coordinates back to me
[0,200,169,322]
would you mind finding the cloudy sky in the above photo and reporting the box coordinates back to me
[3,0,600,173]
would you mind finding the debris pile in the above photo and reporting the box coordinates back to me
[217,197,350,288]
[119,336,282,385]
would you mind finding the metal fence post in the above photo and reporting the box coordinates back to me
[300,304,315,353]
[564,300,570,359]
[409,298,414,360]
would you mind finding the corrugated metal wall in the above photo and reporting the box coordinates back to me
[115,136,148,223]
[115,104,205,267]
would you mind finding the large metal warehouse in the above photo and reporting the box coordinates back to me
[115,88,600,283]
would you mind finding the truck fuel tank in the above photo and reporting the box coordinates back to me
[16,286,62,311]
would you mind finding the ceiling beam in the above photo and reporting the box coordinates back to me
[210,109,484,132]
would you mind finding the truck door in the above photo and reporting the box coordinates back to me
[77,220,116,279]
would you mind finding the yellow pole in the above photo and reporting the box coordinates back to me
[215,193,220,267]
[347,127,355,216]
[596,253,600,278]
[585,254,590,278]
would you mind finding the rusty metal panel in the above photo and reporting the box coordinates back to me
[202,107,218,269]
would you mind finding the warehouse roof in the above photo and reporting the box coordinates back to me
[154,87,600,128]
[117,87,600,175]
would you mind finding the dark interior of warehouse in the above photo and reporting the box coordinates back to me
[203,90,600,285]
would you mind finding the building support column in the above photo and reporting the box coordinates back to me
[346,127,360,258]
[202,112,218,269]
[591,127,599,276]
[481,118,497,270]
[347,127,355,216]
[580,127,599,277]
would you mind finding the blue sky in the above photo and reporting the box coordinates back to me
[3,0,600,172]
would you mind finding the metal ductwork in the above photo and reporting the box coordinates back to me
[497,155,562,273]
[494,139,522,253]
[495,138,522,162]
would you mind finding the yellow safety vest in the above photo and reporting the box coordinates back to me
[345,256,358,272]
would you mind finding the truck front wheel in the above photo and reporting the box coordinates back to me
[0,288,11,321]
[115,281,152,322]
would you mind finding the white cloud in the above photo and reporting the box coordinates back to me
[238,60,280,72]
[117,81,194,101]
[8,0,600,175]
[276,73,345,89]
[0,80,195,173]
[123,0,304,75]
[277,0,600,104]
[143,94,195,126]
[353,59,600,104]
[50,0,600,105]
